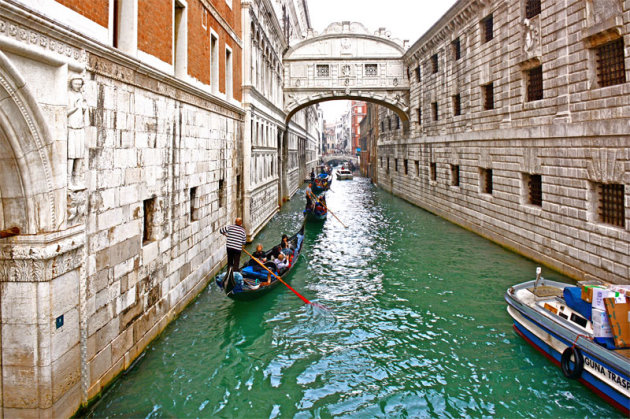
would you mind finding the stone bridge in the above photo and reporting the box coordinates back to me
[283,22,410,123]
[322,154,357,166]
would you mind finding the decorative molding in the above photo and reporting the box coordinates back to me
[586,148,624,183]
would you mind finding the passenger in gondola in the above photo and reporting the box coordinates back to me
[274,253,289,273]
[280,241,292,257]
[305,182,313,208]
[271,245,282,260]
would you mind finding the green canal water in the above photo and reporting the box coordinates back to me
[87,177,621,418]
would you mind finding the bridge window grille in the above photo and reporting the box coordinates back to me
[481,14,493,43]
[525,173,542,206]
[597,183,625,228]
[480,168,493,194]
[316,64,330,77]
[525,0,541,19]
[453,94,461,116]
[431,54,439,74]
[432,102,438,121]
[430,162,437,181]
[483,83,494,110]
[596,38,626,87]
[527,66,543,101]
[452,38,461,61]
[415,65,421,82]
[417,107,422,125]
[365,64,378,77]
[451,165,460,187]
[404,159,408,175]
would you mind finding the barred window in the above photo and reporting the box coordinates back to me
[431,53,439,73]
[453,94,461,116]
[430,162,437,181]
[432,102,439,121]
[598,183,625,228]
[316,64,330,77]
[481,14,493,43]
[417,107,422,125]
[480,168,493,194]
[483,83,494,110]
[451,165,460,187]
[596,38,626,88]
[404,159,408,175]
[527,66,543,102]
[365,64,378,77]
[526,174,542,206]
[452,38,461,61]
[394,158,398,172]
[525,0,541,19]
[416,65,421,82]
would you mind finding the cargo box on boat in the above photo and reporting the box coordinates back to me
[603,298,630,349]
[592,288,618,310]
[591,308,613,338]
[581,285,605,303]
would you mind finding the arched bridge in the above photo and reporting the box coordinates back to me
[283,22,410,122]
[322,154,357,166]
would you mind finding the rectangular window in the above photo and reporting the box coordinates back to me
[365,64,378,77]
[218,179,226,208]
[483,83,494,110]
[396,116,400,129]
[174,1,187,78]
[525,173,542,206]
[527,66,543,102]
[432,102,438,121]
[430,162,437,181]
[380,157,383,167]
[598,183,625,227]
[480,168,493,194]
[451,165,460,187]
[415,160,420,176]
[404,159,408,175]
[225,47,233,99]
[190,187,199,221]
[431,53,439,74]
[380,121,385,132]
[596,38,626,88]
[452,38,461,60]
[210,33,219,94]
[417,107,422,125]
[316,64,330,77]
[415,65,421,82]
[453,94,461,116]
[387,158,390,173]
[481,14,493,43]
[143,197,156,245]
[395,158,398,172]
[525,0,541,19]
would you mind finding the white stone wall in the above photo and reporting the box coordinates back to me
[378,0,630,284]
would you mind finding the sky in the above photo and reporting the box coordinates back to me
[306,0,459,121]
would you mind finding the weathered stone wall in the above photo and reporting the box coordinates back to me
[378,0,630,284]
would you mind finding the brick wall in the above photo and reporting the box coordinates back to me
[188,0,211,85]
[138,0,173,64]
[55,0,109,27]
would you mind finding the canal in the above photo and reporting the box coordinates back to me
[87,177,620,418]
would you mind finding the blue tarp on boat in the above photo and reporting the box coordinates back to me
[563,286,592,321]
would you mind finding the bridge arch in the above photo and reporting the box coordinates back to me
[283,22,410,124]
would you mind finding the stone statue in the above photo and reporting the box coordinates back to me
[522,19,537,53]
[67,76,87,189]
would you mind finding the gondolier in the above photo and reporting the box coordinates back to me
[220,218,247,272]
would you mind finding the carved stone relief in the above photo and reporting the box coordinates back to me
[586,148,624,183]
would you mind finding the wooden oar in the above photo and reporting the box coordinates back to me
[242,248,315,306]
[307,190,348,229]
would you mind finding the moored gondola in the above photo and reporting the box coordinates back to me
[312,173,332,194]
[215,223,305,301]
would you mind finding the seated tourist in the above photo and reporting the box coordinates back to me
[252,243,266,262]
[274,253,289,272]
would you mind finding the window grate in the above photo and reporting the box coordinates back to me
[526,0,541,19]
[452,38,461,60]
[432,102,439,121]
[365,64,378,77]
[453,94,461,116]
[481,15,493,43]
[483,83,494,110]
[430,162,437,181]
[316,64,330,77]
[599,183,625,227]
[431,54,439,73]
[527,66,543,102]
[451,165,460,187]
[529,174,542,206]
[482,168,493,194]
[596,38,626,87]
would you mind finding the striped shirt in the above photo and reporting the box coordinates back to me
[220,224,246,250]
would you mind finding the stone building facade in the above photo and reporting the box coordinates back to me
[241,0,320,240]
[377,0,629,284]
[0,0,243,416]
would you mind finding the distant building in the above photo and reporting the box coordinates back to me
[351,101,367,154]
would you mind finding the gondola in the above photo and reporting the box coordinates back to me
[303,200,327,221]
[215,223,305,301]
[311,173,332,194]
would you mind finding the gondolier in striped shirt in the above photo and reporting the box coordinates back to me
[220,218,247,272]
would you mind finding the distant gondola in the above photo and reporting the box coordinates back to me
[312,172,332,194]
[303,200,327,222]
[215,223,305,301]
